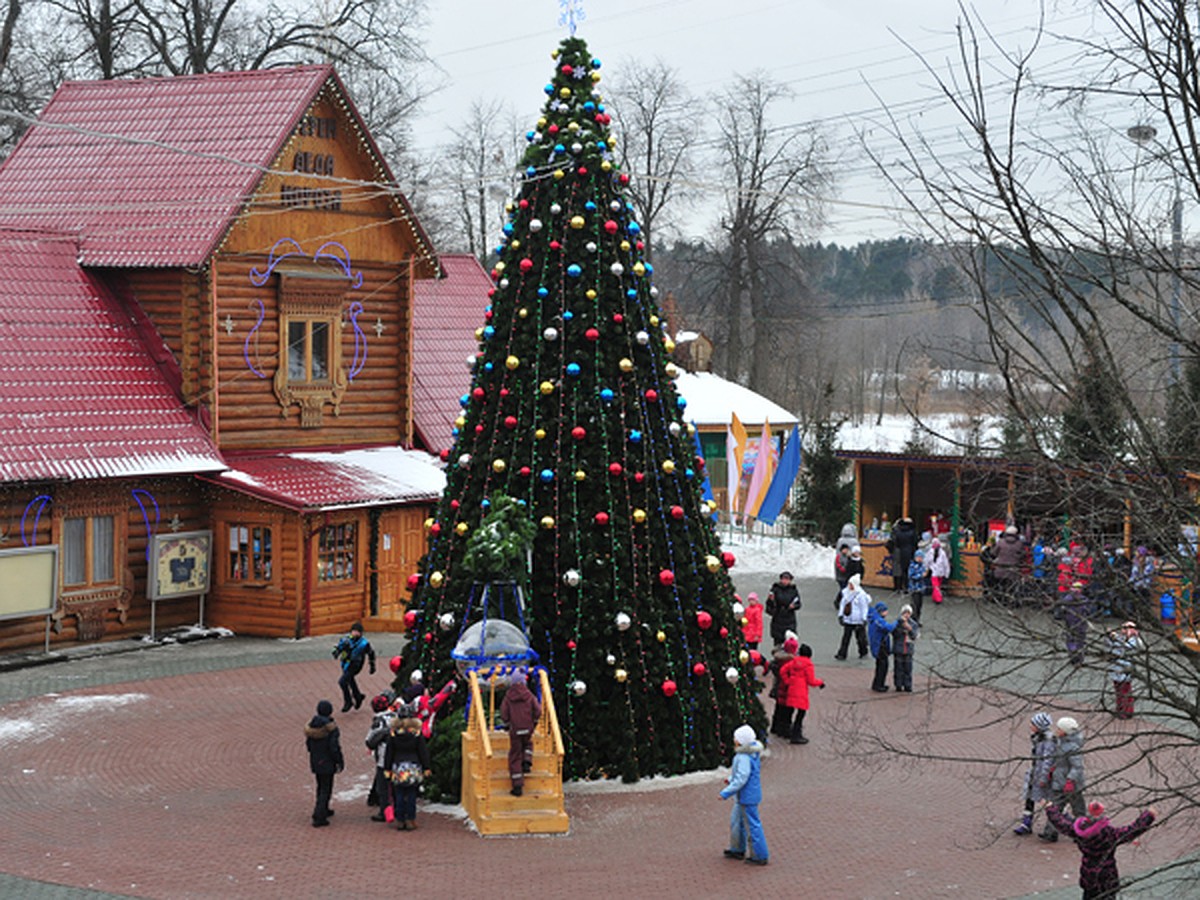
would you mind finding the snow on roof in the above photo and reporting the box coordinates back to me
[838,413,1003,456]
[210,446,445,512]
[674,371,798,429]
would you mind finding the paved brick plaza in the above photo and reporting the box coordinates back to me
[1,582,1195,899]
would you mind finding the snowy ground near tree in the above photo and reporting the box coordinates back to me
[715,529,832,581]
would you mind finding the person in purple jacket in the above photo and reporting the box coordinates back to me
[1044,799,1157,899]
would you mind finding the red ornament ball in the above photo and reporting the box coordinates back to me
[585,327,600,342]
[474,424,484,434]
[661,679,677,697]
[721,551,736,569]
[608,462,623,476]
[500,388,509,398]
[692,662,707,677]
[619,173,630,184]
[567,639,576,650]
[719,627,729,638]
[659,569,675,586]
[504,415,518,429]
[670,505,684,520]
[487,288,495,299]
[439,449,450,462]
[696,610,713,630]
[472,387,485,399]
[594,511,610,525]
[389,654,403,674]
[550,240,562,251]
[484,309,493,320]
[519,198,529,208]
[450,499,460,510]
[578,166,588,175]
[519,257,533,273]
[572,426,587,440]
[429,523,441,536]
[403,610,417,629]
[424,631,434,643]
[548,124,559,135]
[645,389,658,402]
[749,650,764,667]
[612,313,624,324]
[561,64,574,75]
[604,219,619,234]
[519,466,532,477]
[406,574,420,590]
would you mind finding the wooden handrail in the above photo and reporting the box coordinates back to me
[538,667,564,759]
[467,669,493,759]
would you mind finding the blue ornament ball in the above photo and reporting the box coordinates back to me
[540,469,555,483]
[482,325,495,339]
[563,310,574,321]
[537,287,549,298]
[567,264,582,278]
[677,397,687,409]
[566,363,581,376]
[459,394,470,408]
[600,388,614,403]
[629,430,643,443]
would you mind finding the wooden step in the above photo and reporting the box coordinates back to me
[472,807,570,836]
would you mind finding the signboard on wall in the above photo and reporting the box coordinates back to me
[0,546,58,620]
[147,531,212,601]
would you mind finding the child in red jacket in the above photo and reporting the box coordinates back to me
[742,593,764,651]
[778,643,825,745]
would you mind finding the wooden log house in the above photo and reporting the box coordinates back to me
[0,66,456,651]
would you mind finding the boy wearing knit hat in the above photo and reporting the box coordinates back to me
[304,700,344,827]
[332,621,376,712]
[1044,799,1157,897]
[719,724,769,865]
[1013,712,1055,835]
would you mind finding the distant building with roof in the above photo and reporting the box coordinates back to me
[0,66,448,650]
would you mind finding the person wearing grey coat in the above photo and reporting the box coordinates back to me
[1040,717,1086,842]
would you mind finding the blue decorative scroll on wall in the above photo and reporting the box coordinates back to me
[20,489,159,561]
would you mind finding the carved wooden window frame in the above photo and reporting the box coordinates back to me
[273,276,349,427]
[54,500,126,597]
[315,520,358,584]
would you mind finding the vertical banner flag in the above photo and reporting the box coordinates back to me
[692,424,717,520]
[743,419,774,519]
[726,412,748,518]
[756,424,802,526]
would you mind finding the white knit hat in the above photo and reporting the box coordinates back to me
[733,724,756,746]
[1056,716,1080,734]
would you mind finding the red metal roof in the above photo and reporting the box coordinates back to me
[411,254,490,453]
[0,230,225,482]
[0,67,334,267]
[209,447,445,512]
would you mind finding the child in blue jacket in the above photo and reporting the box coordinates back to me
[907,551,928,622]
[719,724,769,865]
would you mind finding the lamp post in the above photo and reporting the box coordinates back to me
[1127,124,1183,385]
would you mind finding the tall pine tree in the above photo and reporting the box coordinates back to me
[402,37,766,789]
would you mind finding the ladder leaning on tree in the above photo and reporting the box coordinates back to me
[460,666,568,835]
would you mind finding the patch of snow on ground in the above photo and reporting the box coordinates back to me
[717,530,832,579]
[0,693,148,746]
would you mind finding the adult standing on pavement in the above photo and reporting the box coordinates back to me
[889,516,918,592]
[835,573,871,660]
[304,699,344,828]
[992,525,1027,604]
[766,572,801,647]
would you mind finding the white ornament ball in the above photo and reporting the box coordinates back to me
[606,653,617,666]
[668,422,682,436]
[571,142,583,154]
[732,601,745,617]
[438,612,455,631]
[610,200,622,211]
[467,355,478,369]
[550,202,562,215]
[610,262,624,276]
[529,218,543,232]
[499,278,509,289]
[543,326,559,341]
[586,241,597,253]
[615,612,632,631]
[572,679,587,697]
[650,286,659,298]
[725,666,740,685]
[457,453,472,469]
[635,330,650,345]
[563,568,582,587]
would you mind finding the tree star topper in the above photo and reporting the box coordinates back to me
[558,0,585,36]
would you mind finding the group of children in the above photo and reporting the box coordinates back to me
[1015,712,1159,898]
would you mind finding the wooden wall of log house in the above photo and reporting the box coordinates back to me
[208,257,412,450]
[0,477,209,652]
[122,268,210,410]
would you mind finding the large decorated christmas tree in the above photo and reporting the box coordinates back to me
[402,35,766,788]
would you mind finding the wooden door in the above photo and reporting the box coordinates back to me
[376,506,427,619]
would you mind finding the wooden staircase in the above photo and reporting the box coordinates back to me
[461,668,569,836]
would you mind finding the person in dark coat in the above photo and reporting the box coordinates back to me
[383,717,432,830]
[889,517,918,592]
[304,699,344,827]
[1044,800,1157,899]
[992,525,1028,603]
[766,572,801,646]
[499,669,543,796]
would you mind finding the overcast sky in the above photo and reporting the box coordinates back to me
[410,0,1114,246]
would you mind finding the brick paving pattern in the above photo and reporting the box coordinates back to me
[1,579,1196,899]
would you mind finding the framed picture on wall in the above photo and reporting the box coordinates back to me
[147,531,212,600]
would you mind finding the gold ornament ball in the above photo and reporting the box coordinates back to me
[574,469,587,482]
[614,668,628,683]
[554,169,565,180]
[568,121,580,132]
[492,459,506,473]
[620,240,630,252]
[518,307,528,319]
[505,355,520,370]
[495,261,506,273]
[619,357,634,372]
[633,508,647,523]
[559,87,572,99]
[586,289,597,300]
[601,160,612,171]
[429,570,444,588]
[664,338,676,353]
[510,238,520,250]
[662,459,676,474]
[649,315,659,327]
[570,215,586,230]
[540,516,556,530]
[454,416,465,429]
[455,522,469,535]
[705,555,721,572]
[741,616,749,627]
[540,381,555,395]
[591,71,601,83]
[424,517,435,532]
[474,327,484,340]
[633,262,646,276]
[538,115,548,127]
[656,630,666,643]
[739,649,750,664]
[687,423,695,435]
[505,201,515,213]
[535,428,547,440]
